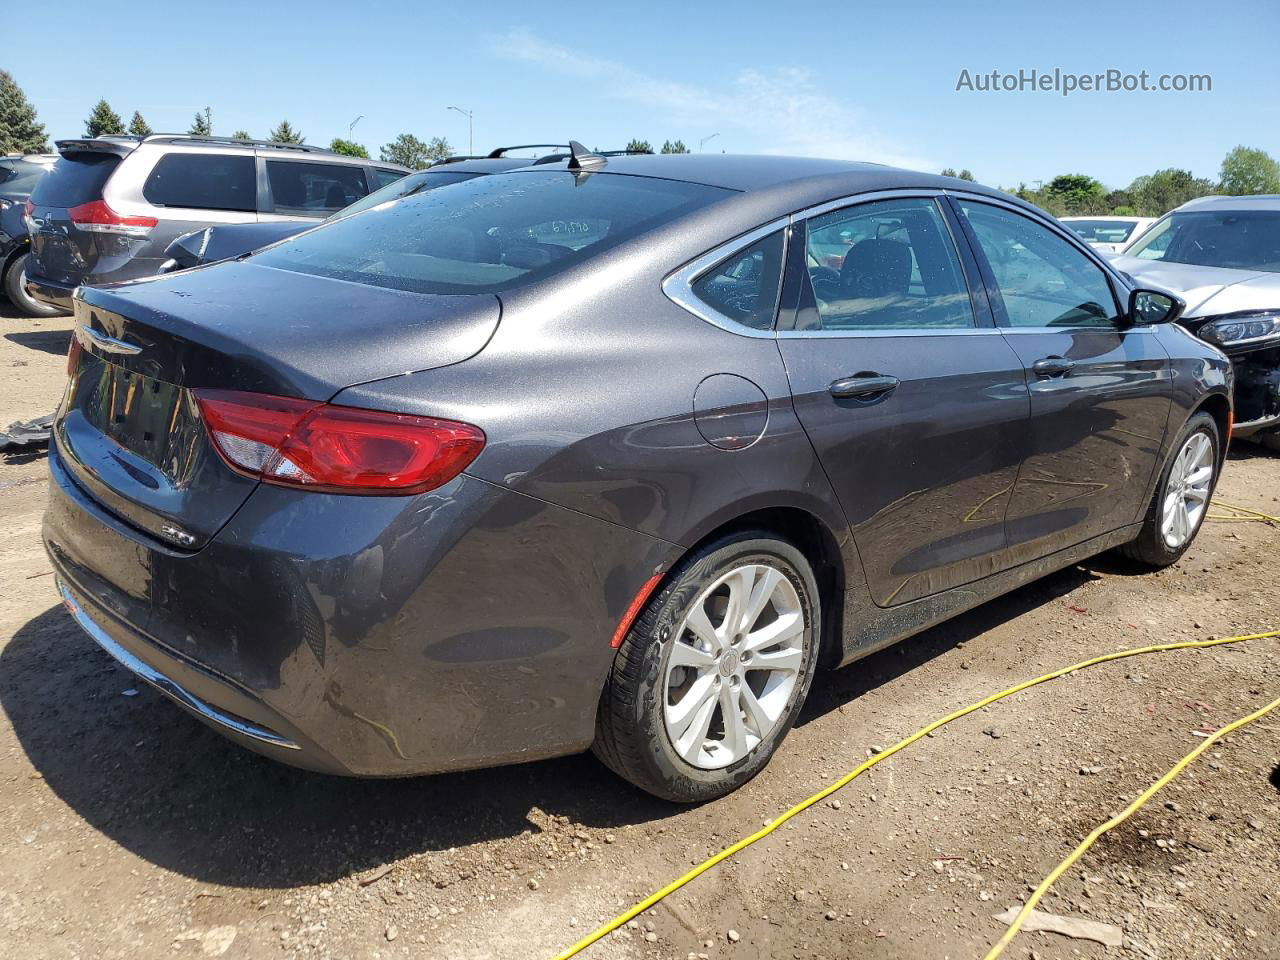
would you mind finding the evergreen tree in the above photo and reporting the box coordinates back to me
[0,70,49,154]
[625,139,654,154]
[268,120,305,144]
[128,111,152,136]
[189,108,212,136]
[660,140,690,154]
[85,99,125,137]
[231,129,251,140]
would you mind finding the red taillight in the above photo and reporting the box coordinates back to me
[67,199,157,236]
[193,389,485,495]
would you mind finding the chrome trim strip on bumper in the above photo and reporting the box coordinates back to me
[58,579,300,751]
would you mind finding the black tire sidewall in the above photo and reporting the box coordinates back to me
[4,253,62,318]
[623,535,820,802]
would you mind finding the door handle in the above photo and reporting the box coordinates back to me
[828,374,900,399]
[1032,356,1076,378]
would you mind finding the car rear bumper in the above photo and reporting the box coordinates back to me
[44,438,674,777]
[25,272,76,311]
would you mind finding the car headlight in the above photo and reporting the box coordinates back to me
[1198,312,1280,347]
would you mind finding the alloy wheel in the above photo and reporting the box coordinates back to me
[1160,431,1214,549]
[662,563,806,770]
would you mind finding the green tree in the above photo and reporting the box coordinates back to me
[940,167,958,178]
[188,107,213,136]
[0,70,49,154]
[128,111,152,136]
[625,139,653,154]
[379,133,450,169]
[425,136,452,162]
[1110,205,1137,216]
[1129,169,1215,217]
[1219,145,1280,196]
[268,120,304,144]
[957,169,975,182]
[328,137,369,158]
[660,139,689,154]
[85,99,125,137]
[231,129,251,140]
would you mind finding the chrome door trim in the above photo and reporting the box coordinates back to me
[662,216,791,339]
[777,327,1006,340]
[58,579,300,751]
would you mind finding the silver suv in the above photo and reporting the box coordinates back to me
[24,135,408,312]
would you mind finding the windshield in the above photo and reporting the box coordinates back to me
[254,171,731,295]
[329,169,481,221]
[1064,220,1139,244]
[1127,209,1280,272]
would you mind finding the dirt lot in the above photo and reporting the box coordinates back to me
[1,299,1277,960]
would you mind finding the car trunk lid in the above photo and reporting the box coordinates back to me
[57,264,500,548]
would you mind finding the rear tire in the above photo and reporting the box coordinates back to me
[1119,411,1220,568]
[3,253,64,318]
[593,532,821,803]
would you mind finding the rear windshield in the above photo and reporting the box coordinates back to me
[1128,210,1280,272]
[252,170,731,295]
[330,170,482,221]
[1064,220,1139,243]
[31,153,120,207]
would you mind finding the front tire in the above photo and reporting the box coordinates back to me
[1120,411,1220,568]
[3,253,64,318]
[593,533,820,802]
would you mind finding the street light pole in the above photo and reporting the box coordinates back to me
[699,133,720,152]
[448,106,474,155]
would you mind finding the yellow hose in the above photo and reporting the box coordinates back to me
[984,691,1280,959]
[548,629,1279,960]
[1209,499,1280,523]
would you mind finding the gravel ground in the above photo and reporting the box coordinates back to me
[1,299,1277,960]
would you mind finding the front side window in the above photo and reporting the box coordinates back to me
[690,231,785,330]
[802,197,975,330]
[253,171,730,295]
[1126,210,1280,272]
[959,201,1119,328]
[143,153,256,212]
[266,160,370,216]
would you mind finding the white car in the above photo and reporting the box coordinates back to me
[1060,216,1157,254]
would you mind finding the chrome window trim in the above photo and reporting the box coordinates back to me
[58,578,300,751]
[788,187,943,224]
[662,217,791,338]
[776,327,1005,339]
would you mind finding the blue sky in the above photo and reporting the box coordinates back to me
[11,0,1277,189]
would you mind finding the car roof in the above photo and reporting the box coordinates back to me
[1176,194,1280,212]
[1060,215,1149,222]
[505,152,1016,211]
[54,135,409,170]
[430,156,540,174]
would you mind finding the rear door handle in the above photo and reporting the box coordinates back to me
[828,374,900,399]
[1032,356,1076,378]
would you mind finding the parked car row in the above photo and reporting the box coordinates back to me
[1060,215,1157,253]
[0,152,59,316]
[46,144,1231,800]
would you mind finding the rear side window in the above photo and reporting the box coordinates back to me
[266,160,370,216]
[691,231,786,330]
[373,168,408,188]
[143,153,256,212]
[253,171,730,295]
[31,153,120,207]
[802,197,975,330]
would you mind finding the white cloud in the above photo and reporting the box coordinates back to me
[491,28,933,171]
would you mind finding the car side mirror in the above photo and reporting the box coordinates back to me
[1127,287,1185,327]
[163,229,212,271]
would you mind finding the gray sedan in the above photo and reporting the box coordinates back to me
[46,146,1230,801]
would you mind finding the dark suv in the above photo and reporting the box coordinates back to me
[24,135,408,312]
[1,153,58,316]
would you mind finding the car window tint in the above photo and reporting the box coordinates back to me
[267,161,370,217]
[1127,210,1280,272]
[253,171,730,295]
[31,153,121,207]
[143,153,256,212]
[373,168,408,189]
[690,230,786,330]
[802,197,974,331]
[959,201,1119,328]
